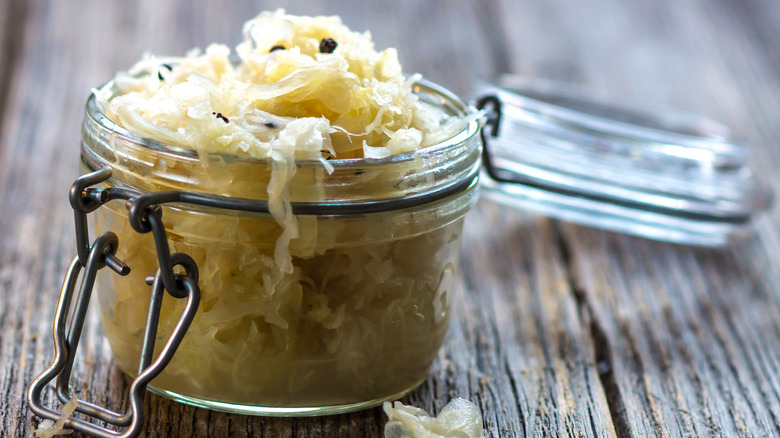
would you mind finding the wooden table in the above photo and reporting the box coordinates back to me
[2,1,779,436]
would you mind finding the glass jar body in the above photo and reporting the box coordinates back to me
[93,189,473,412]
[82,79,481,415]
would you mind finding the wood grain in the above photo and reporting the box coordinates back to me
[2,0,780,437]
[495,0,780,435]
[454,203,616,437]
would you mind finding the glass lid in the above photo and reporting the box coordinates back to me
[473,75,773,247]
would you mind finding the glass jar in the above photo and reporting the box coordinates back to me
[78,78,481,415]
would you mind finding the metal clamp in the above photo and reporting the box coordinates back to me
[475,95,508,184]
[28,167,201,437]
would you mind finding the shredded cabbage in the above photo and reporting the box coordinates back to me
[92,10,474,409]
[383,398,486,438]
[101,9,456,160]
[99,8,470,282]
[97,205,464,406]
[34,395,77,438]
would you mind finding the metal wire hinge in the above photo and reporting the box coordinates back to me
[477,94,558,186]
[475,95,511,184]
[27,167,201,438]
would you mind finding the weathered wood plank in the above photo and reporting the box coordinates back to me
[561,229,780,437]
[491,0,780,435]
[0,1,92,434]
[453,203,616,437]
[488,2,780,436]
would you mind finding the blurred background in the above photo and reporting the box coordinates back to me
[3,0,778,191]
[4,0,778,158]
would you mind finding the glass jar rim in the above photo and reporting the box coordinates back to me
[82,76,483,211]
[86,77,480,169]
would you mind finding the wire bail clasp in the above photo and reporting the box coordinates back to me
[27,168,201,438]
[475,94,512,184]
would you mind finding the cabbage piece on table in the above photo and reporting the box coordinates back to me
[34,395,78,438]
[383,398,485,438]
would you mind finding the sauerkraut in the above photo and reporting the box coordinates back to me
[97,9,465,159]
[88,10,478,411]
[383,398,485,438]
[95,8,472,284]
[96,204,466,406]
[34,395,77,438]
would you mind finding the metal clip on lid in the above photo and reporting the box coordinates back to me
[475,76,772,246]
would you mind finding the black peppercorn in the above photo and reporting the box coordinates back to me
[269,45,285,52]
[212,112,229,124]
[264,121,279,129]
[319,38,337,54]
